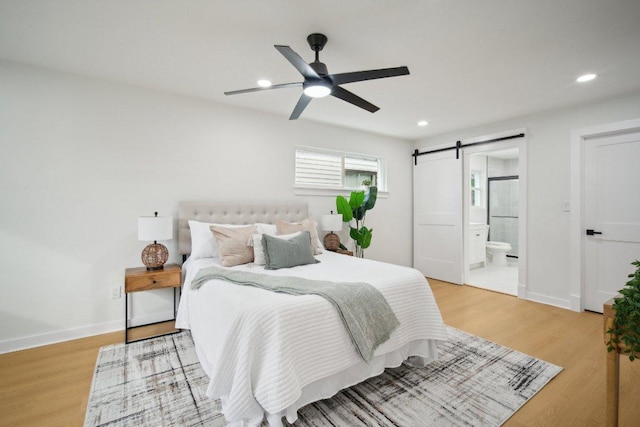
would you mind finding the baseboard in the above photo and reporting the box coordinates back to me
[0,320,121,354]
[523,291,572,310]
[569,294,582,312]
[0,310,175,354]
[517,283,527,299]
[128,310,176,328]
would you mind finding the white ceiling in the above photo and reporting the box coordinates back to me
[1,0,639,140]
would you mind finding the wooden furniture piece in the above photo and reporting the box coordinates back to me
[603,298,622,427]
[124,263,181,344]
[336,249,354,256]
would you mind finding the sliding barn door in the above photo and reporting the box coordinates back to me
[413,150,463,284]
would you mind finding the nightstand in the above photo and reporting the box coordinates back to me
[124,263,181,344]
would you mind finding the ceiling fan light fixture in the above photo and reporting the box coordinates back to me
[303,83,331,98]
[576,73,597,83]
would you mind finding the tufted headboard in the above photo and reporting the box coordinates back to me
[178,201,309,256]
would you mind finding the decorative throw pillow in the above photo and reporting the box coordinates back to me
[189,221,249,260]
[248,231,301,265]
[275,218,323,255]
[210,224,256,267]
[262,231,319,270]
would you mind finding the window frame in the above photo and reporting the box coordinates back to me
[470,170,482,207]
[293,146,388,197]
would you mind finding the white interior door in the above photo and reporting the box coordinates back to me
[584,130,640,312]
[414,150,463,284]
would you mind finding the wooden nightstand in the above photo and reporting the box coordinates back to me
[336,249,354,256]
[124,263,181,344]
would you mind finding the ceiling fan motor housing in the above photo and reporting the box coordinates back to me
[307,33,328,52]
[309,61,329,76]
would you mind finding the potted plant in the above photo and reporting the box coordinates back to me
[606,260,640,361]
[336,186,377,258]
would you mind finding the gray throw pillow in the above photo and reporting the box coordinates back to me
[263,231,320,270]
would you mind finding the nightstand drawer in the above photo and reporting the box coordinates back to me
[125,264,181,293]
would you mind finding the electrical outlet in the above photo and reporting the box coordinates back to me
[111,286,122,299]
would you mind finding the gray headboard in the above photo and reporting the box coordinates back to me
[178,201,309,255]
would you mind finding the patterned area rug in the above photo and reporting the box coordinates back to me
[84,328,562,426]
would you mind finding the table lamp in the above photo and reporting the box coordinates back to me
[321,212,343,251]
[138,212,173,270]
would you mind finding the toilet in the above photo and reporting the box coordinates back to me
[486,241,512,266]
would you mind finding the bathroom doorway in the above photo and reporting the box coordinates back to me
[464,145,523,296]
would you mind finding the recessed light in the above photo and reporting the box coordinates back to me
[257,79,272,87]
[417,120,429,127]
[576,73,597,83]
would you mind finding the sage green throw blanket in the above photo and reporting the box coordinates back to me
[191,266,400,362]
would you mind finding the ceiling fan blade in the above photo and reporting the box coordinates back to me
[331,86,379,113]
[274,45,321,80]
[289,94,312,120]
[224,82,302,96]
[330,66,410,85]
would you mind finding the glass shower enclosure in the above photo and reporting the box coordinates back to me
[488,176,519,257]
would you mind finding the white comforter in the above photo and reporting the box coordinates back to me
[176,251,447,426]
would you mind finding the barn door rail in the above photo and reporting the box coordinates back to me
[412,133,525,165]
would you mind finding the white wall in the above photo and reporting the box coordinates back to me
[0,60,414,352]
[487,157,519,178]
[415,91,640,309]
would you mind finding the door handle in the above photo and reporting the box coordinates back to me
[586,229,602,236]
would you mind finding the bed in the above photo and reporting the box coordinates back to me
[175,201,448,426]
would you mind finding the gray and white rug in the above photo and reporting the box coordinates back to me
[85,328,562,426]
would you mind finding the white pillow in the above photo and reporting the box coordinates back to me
[255,223,277,236]
[248,231,301,265]
[188,220,248,260]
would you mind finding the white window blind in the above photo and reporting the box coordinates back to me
[344,157,379,172]
[295,150,343,187]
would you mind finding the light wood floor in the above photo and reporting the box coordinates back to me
[1,281,638,426]
[430,279,640,427]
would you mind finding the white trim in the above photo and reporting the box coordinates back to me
[0,320,121,354]
[128,310,176,328]
[293,186,389,198]
[0,310,176,354]
[461,128,528,299]
[569,118,640,312]
[523,291,572,310]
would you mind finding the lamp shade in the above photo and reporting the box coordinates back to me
[321,214,343,232]
[138,215,173,241]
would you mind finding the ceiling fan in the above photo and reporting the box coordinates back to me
[224,33,410,120]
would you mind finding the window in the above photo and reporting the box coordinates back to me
[295,147,385,191]
[471,170,482,207]
[345,157,378,189]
